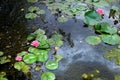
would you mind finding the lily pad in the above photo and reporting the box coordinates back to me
[101,34,120,45]
[37,52,48,62]
[41,72,55,80]
[14,61,25,70]
[57,16,68,23]
[34,29,45,35]
[27,33,36,41]
[54,54,63,62]
[17,51,28,56]
[84,10,102,25]
[36,34,47,42]
[23,54,37,64]
[85,36,101,45]
[0,77,8,80]
[0,51,4,56]
[27,0,38,3]
[95,22,117,34]
[25,13,37,19]
[28,47,48,55]
[46,60,58,70]
[104,48,120,65]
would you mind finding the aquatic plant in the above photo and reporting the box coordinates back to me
[14,29,63,80]
[104,48,120,65]
[0,51,11,64]
[82,69,102,80]
[0,72,8,80]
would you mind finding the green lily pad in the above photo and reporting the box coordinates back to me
[17,51,28,56]
[84,10,102,25]
[36,34,47,42]
[27,33,36,41]
[28,47,48,55]
[101,34,120,45]
[38,40,50,49]
[0,51,4,56]
[0,72,6,77]
[34,29,45,35]
[46,60,58,70]
[25,13,37,19]
[115,75,120,80]
[28,6,40,12]
[14,61,25,70]
[0,77,8,80]
[27,0,38,3]
[54,54,63,62]
[57,16,68,23]
[41,72,55,80]
[85,36,101,45]
[104,48,120,65]
[23,54,37,64]
[95,22,117,34]
[37,52,48,62]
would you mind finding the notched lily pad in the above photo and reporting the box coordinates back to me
[46,60,58,70]
[23,54,37,64]
[85,36,101,45]
[101,34,120,45]
[84,10,102,25]
[25,13,37,19]
[41,72,55,80]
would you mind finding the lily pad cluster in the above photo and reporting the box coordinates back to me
[85,22,120,45]
[104,48,120,65]
[25,6,45,19]
[0,51,11,64]
[81,69,102,80]
[14,29,63,80]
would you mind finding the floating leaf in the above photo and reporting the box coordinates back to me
[25,13,37,19]
[38,40,50,49]
[28,6,40,12]
[21,65,30,74]
[0,77,8,80]
[23,54,37,64]
[104,48,120,65]
[41,72,55,80]
[95,22,117,34]
[54,54,63,62]
[84,10,102,25]
[14,61,25,70]
[17,51,28,56]
[36,10,45,14]
[115,75,120,80]
[101,34,120,45]
[28,47,48,55]
[34,29,45,35]
[0,51,4,56]
[46,60,58,70]
[37,52,48,62]
[0,72,6,77]
[36,34,47,42]
[57,16,68,23]
[27,33,36,41]
[27,0,38,3]
[93,0,109,8]
[85,36,101,45]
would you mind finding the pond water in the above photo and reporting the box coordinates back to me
[0,0,120,80]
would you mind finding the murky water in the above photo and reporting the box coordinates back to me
[0,0,120,80]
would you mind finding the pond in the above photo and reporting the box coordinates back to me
[0,0,120,80]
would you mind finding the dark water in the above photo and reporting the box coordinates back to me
[0,0,120,80]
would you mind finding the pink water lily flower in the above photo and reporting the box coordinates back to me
[96,9,104,15]
[31,40,39,47]
[15,56,22,61]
